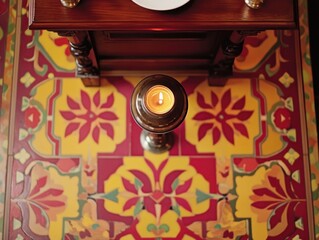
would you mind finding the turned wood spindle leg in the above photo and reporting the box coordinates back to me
[209,30,260,86]
[58,31,100,87]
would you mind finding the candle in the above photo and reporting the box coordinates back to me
[145,85,175,114]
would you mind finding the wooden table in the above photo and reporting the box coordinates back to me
[29,0,298,86]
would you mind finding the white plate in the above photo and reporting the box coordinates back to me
[132,0,190,11]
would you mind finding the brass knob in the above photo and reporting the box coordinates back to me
[245,0,263,9]
[60,0,80,8]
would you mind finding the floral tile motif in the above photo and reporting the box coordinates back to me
[94,153,219,239]
[19,78,129,157]
[1,0,318,239]
[184,79,259,156]
[236,164,308,239]
[10,161,80,239]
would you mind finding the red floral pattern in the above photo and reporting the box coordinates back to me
[193,89,253,145]
[272,106,292,131]
[14,173,66,230]
[24,106,42,129]
[60,90,118,143]
[121,158,193,217]
[4,2,315,237]
[250,165,306,239]
[53,37,71,57]
[99,156,217,239]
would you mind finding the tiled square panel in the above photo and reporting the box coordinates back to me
[96,154,217,239]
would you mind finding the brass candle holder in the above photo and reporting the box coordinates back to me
[131,74,188,153]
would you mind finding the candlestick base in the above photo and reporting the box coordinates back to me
[131,74,188,154]
[141,131,174,154]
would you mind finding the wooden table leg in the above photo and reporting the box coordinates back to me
[57,31,100,87]
[209,30,260,86]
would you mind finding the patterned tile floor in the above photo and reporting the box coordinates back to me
[0,0,318,239]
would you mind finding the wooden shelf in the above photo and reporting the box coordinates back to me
[29,0,297,30]
[28,0,298,86]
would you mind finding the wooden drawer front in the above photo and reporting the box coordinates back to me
[91,31,230,60]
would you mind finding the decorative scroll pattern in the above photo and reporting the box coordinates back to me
[0,0,318,239]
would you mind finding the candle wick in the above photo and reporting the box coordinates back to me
[158,92,164,105]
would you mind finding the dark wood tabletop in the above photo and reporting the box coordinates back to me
[29,0,298,31]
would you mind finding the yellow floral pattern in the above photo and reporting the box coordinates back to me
[12,163,79,239]
[236,164,308,239]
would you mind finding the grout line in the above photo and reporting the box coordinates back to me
[3,155,13,239]
[4,0,23,239]
[294,29,316,239]
[7,2,22,156]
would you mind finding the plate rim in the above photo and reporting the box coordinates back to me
[131,0,190,11]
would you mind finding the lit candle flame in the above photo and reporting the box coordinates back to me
[158,92,164,105]
[145,85,175,114]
